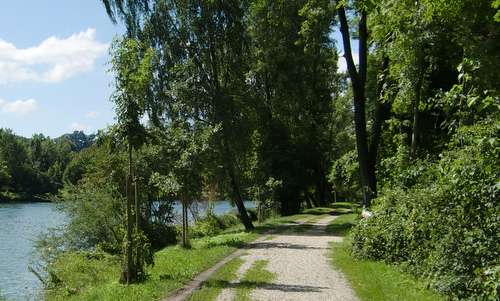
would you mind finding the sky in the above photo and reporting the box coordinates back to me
[0,1,356,138]
[0,0,123,138]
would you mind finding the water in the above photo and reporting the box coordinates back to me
[0,202,63,301]
[172,200,255,221]
[0,200,253,300]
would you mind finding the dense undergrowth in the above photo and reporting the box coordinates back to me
[351,121,500,300]
[328,214,443,301]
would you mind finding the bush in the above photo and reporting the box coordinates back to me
[217,214,241,229]
[352,121,500,300]
[189,212,243,239]
[143,223,177,250]
[191,215,223,237]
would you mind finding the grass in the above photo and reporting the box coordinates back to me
[234,260,276,301]
[45,232,257,301]
[328,209,444,301]
[188,258,244,301]
[45,209,329,301]
[325,213,358,236]
[188,259,276,301]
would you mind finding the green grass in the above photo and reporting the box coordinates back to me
[325,213,358,236]
[188,258,244,301]
[235,260,276,301]
[45,232,257,301]
[328,209,444,301]
[45,210,328,301]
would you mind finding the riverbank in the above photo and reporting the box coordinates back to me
[42,204,445,301]
[0,192,52,203]
[44,210,326,301]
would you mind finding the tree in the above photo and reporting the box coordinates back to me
[110,38,154,283]
[247,0,338,213]
[101,0,255,230]
[336,1,373,207]
[150,123,213,248]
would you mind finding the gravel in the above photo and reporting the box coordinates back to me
[216,215,358,301]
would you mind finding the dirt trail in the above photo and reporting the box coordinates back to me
[167,215,358,301]
[217,215,358,301]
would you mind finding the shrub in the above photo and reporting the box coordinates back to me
[217,214,241,229]
[352,121,500,300]
[191,215,223,237]
[190,212,242,239]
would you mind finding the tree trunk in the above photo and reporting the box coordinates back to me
[338,6,373,207]
[181,199,189,248]
[122,143,135,284]
[220,128,254,231]
[411,73,423,159]
[367,57,391,198]
[226,156,254,230]
[134,177,142,278]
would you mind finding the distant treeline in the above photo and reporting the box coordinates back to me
[0,130,95,200]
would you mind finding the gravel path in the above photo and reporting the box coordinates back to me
[216,215,358,301]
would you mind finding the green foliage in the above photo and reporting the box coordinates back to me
[38,130,179,275]
[329,150,360,200]
[0,129,89,199]
[352,121,500,300]
[190,211,243,239]
[494,0,500,21]
[191,214,223,238]
[56,181,125,254]
[328,212,443,301]
[109,38,154,149]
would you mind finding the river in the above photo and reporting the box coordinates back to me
[0,200,253,300]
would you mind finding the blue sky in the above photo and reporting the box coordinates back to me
[0,1,355,138]
[0,0,123,138]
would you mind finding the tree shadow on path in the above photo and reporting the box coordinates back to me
[203,279,329,293]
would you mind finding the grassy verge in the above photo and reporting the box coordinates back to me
[45,209,331,301]
[188,258,244,301]
[328,211,444,301]
[234,260,275,301]
[45,232,257,301]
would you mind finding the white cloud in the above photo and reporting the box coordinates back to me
[0,98,37,115]
[70,122,92,133]
[0,28,108,84]
[338,52,359,73]
[85,111,100,119]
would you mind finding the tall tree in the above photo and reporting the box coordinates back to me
[110,38,154,283]
[102,0,255,230]
[336,1,373,206]
[247,0,338,213]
